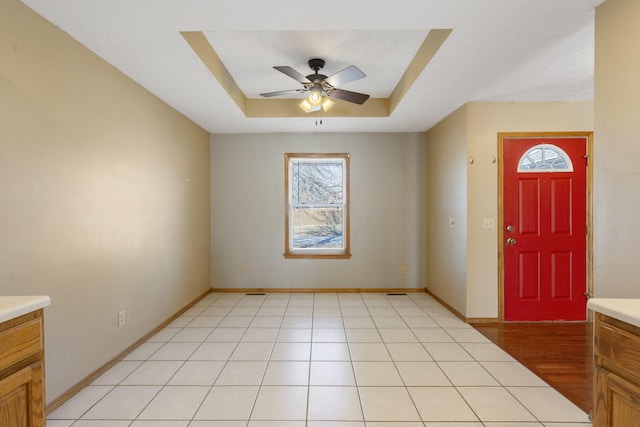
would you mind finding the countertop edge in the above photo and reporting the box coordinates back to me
[0,296,52,323]
[588,298,640,328]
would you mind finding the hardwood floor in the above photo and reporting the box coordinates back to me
[471,322,593,415]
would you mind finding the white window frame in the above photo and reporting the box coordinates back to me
[517,143,574,172]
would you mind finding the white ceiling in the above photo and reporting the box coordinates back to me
[21,0,604,134]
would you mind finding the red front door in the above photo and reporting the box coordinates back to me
[502,136,588,321]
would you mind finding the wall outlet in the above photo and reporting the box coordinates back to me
[241,266,247,274]
[400,265,407,274]
[117,310,125,327]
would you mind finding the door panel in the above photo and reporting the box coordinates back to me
[519,179,540,235]
[551,178,572,234]
[551,251,572,298]
[519,252,540,299]
[503,137,587,321]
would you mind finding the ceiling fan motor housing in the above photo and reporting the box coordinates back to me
[306,58,328,82]
[308,58,325,72]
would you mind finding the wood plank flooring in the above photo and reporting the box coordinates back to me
[471,322,593,415]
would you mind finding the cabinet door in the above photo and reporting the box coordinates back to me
[0,362,44,427]
[594,367,640,427]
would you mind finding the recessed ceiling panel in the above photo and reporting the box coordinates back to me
[204,30,428,98]
[21,0,604,133]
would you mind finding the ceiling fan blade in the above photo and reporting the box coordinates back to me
[274,66,311,84]
[325,65,366,87]
[259,89,305,98]
[328,88,370,105]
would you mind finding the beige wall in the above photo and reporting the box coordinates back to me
[3,0,624,405]
[425,105,468,315]
[593,0,640,298]
[1,0,211,402]
[426,102,593,318]
[210,132,427,290]
[466,102,593,318]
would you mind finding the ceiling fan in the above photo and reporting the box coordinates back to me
[259,58,370,112]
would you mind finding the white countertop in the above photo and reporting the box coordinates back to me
[588,298,640,328]
[0,296,51,323]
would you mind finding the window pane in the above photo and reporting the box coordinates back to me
[285,152,350,259]
[291,161,343,205]
[292,206,344,249]
[517,144,573,172]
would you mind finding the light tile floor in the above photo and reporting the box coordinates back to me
[47,292,591,426]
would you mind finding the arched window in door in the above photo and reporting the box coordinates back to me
[517,144,574,172]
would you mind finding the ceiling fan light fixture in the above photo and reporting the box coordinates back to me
[308,89,322,106]
[321,98,334,112]
[299,99,320,113]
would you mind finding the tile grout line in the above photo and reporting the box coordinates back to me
[49,291,588,425]
[341,292,367,424]
[383,292,437,424]
[66,294,224,424]
[230,292,273,425]
[180,291,249,425]
[185,292,242,425]
[134,292,224,424]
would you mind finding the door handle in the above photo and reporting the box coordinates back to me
[506,238,516,245]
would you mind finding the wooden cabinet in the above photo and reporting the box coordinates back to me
[0,310,45,427]
[593,312,640,426]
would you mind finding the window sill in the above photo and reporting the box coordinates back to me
[284,253,352,260]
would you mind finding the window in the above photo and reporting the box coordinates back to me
[517,144,574,172]
[284,153,351,259]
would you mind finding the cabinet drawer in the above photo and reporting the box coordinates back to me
[0,318,43,373]
[596,321,640,375]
